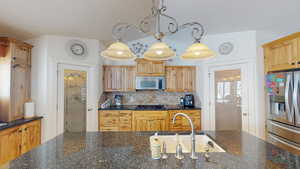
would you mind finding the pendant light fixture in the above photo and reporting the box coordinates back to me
[101,0,215,61]
[101,42,136,60]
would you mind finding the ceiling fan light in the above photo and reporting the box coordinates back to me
[144,42,175,61]
[181,43,215,60]
[101,42,136,60]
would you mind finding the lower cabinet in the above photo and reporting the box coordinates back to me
[99,110,201,132]
[0,120,41,165]
[132,111,168,131]
[168,110,201,131]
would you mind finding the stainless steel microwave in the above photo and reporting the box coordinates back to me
[136,76,165,90]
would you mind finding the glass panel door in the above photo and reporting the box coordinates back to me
[64,70,87,132]
[215,69,242,131]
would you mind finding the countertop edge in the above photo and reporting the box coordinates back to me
[0,116,43,131]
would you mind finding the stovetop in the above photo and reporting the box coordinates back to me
[135,105,166,110]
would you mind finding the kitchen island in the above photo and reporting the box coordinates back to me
[5,131,299,169]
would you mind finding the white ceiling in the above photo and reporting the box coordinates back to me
[0,0,299,42]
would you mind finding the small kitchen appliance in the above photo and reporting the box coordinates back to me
[114,95,122,107]
[184,94,195,107]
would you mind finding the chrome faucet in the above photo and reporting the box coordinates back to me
[172,113,198,159]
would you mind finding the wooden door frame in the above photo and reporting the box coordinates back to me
[201,59,257,136]
[56,63,95,135]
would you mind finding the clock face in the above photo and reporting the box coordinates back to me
[71,44,85,56]
[219,42,234,55]
[66,40,88,58]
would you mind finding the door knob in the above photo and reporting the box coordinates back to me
[88,108,93,111]
[243,113,248,116]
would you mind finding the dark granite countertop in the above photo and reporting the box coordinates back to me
[8,131,299,169]
[99,105,201,111]
[0,116,43,131]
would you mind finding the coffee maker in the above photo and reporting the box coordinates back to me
[114,95,122,107]
[184,94,194,108]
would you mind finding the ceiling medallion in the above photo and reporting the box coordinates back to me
[101,0,215,61]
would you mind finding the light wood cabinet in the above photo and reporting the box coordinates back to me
[21,120,41,154]
[168,110,201,131]
[136,58,165,76]
[0,37,32,122]
[103,65,136,92]
[99,111,132,131]
[263,32,300,72]
[99,110,201,132]
[0,119,41,165]
[166,66,196,92]
[132,111,168,131]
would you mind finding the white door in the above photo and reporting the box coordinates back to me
[209,64,250,132]
[57,63,97,135]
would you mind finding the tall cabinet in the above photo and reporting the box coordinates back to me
[0,37,32,122]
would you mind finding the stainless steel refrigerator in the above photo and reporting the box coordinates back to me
[266,71,300,154]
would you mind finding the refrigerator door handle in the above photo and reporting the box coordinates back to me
[293,72,300,124]
[285,74,294,122]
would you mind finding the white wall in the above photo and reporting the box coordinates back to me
[28,35,103,142]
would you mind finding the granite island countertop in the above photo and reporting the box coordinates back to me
[99,105,201,111]
[7,131,300,169]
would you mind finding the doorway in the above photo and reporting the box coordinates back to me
[63,69,87,132]
[209,64,250,132]
[57,64,93,135]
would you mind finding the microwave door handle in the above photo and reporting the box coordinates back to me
[293,73,300,124]
[285,74,293,122]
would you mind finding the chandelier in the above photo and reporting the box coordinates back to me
[101,0,215,61]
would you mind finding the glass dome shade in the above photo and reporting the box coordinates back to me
[101,42,136,60]
[181,43,215,60]
[143,42,175,61]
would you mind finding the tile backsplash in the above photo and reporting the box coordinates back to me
[100,91,197,106]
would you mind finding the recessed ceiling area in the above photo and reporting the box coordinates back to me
[0,0,299,42]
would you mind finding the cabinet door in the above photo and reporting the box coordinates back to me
[166,67,177,91]
[182,67,196,92]
[21,120,41,154]
[132,111,168,131]
[10,64,27,121]
[136,59,165,76]
[99,111,120,131]
[169,110,201,131]
[265,40,298,72]
[103,66,123,92]
[166,66,196,92]
[119,111,132,131]
[122,67,136,91]
[0,127,22,165]
[103,66,135,92]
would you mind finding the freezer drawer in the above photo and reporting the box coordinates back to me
[268,120,300,145]
[268,133,300,155]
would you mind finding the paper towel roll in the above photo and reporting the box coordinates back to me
[24,102,35,118]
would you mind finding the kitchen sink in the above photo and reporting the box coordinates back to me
[150,134,225,153]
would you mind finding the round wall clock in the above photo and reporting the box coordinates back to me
[218,42,234,55]
[66,40,88,58]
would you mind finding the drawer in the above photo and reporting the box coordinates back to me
[100,127,119,132]
[268,120,300,145]
[100,117,119,127]
[268,133,300,155]
[100,111,119,117]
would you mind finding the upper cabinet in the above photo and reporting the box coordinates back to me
[166,66,196,92]
[136,58,165,76]
[103,65,136,92]
[263,32,300,73]
[0,37,32,122]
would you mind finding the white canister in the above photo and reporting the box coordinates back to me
[24,102,35,118]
